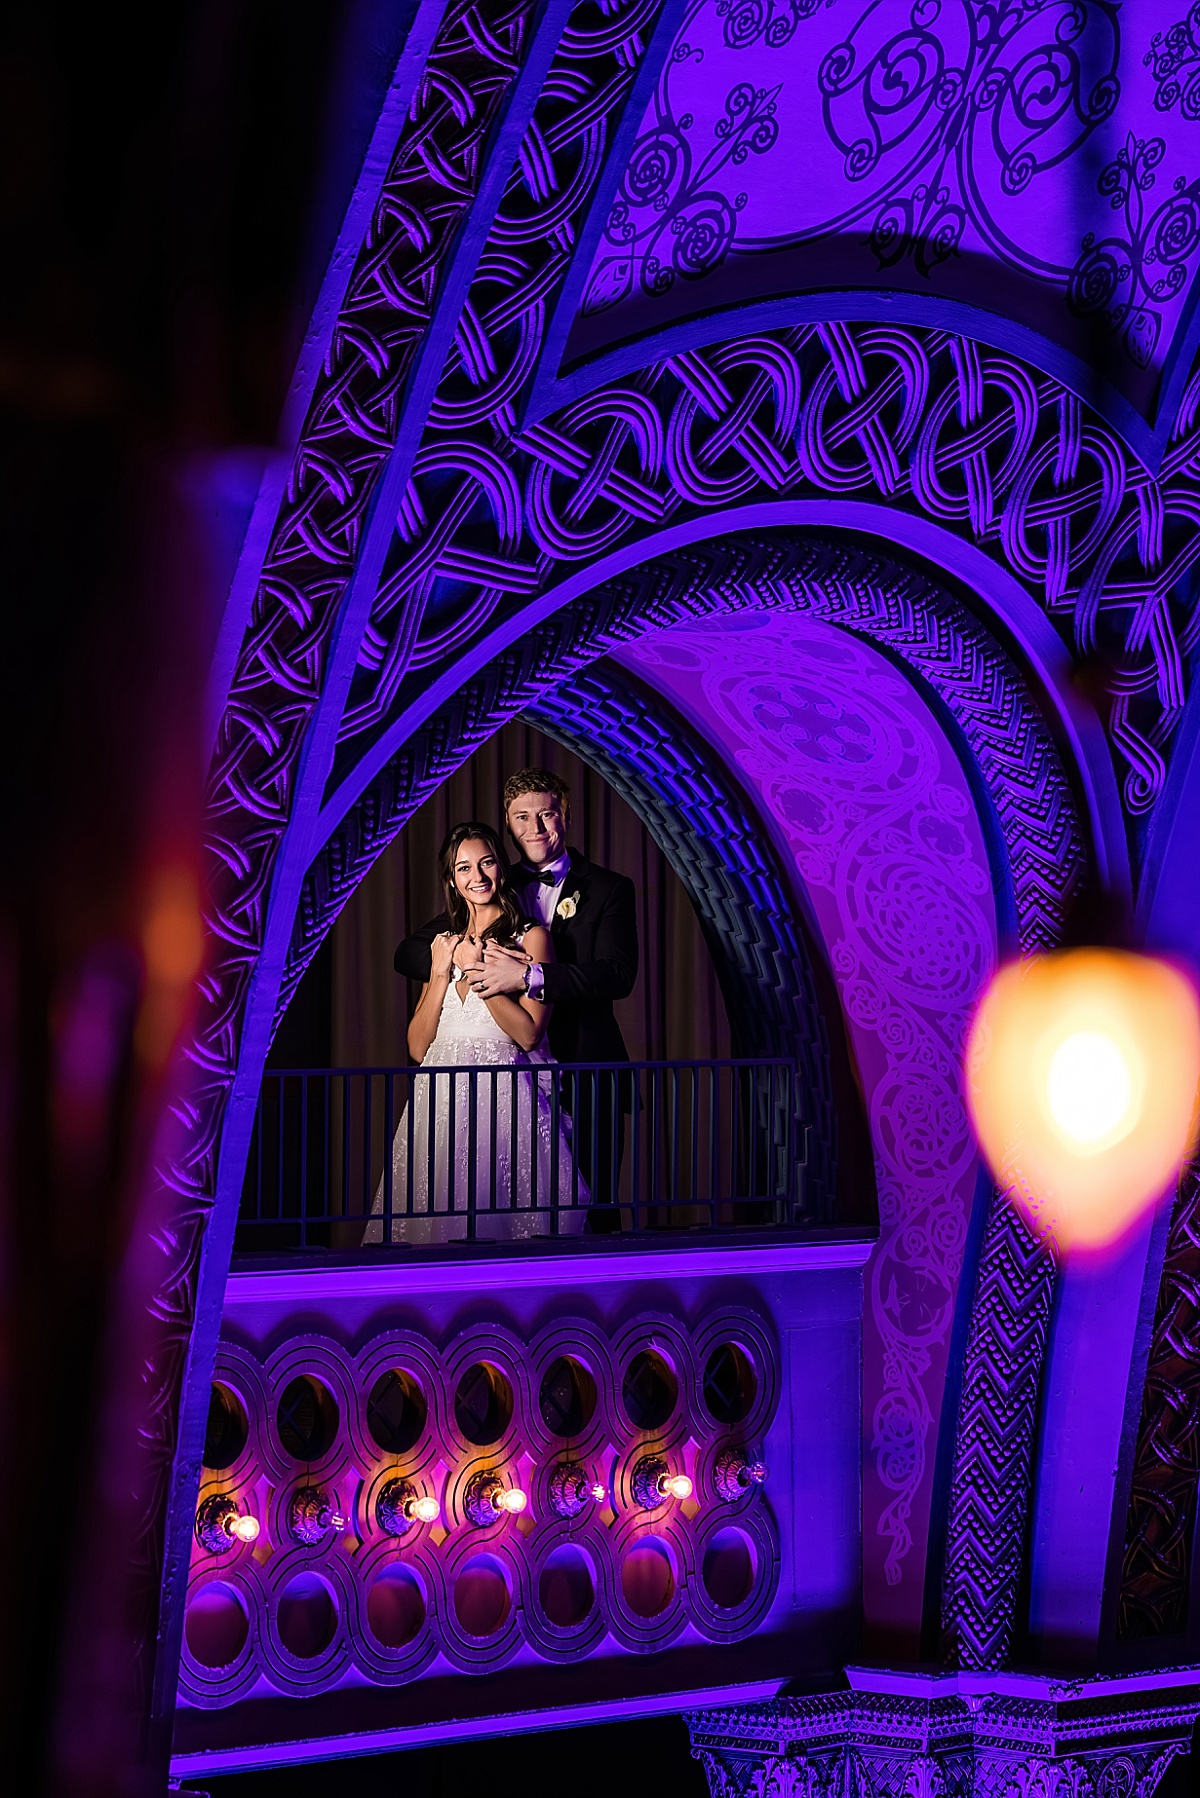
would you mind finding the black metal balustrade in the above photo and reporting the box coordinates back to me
[237,1059,805,1252]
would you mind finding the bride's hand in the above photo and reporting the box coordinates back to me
[467,942,532,1000]
[458,935,486,972]
[429,932,461,979]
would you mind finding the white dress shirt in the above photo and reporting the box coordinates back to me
[516,852,570,1000]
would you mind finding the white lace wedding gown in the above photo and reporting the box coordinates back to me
[365,965,587,1243]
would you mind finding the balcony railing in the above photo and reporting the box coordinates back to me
[237,1058,806,1252]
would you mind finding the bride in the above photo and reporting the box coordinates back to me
[366,821,587,1242]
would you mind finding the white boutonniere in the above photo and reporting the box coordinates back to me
[556,890,581,920]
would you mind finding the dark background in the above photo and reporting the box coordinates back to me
[205,1716,710,1798]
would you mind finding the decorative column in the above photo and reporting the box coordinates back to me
[687,1668,1200,1798]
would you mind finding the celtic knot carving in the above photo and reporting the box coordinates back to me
[194,0,537,1192]
[1068,134,1200,368]
[340,317,1200,830]
[1147,7,1200,120]
[341,0,663,724]
[145,0,547,1725]
[1118,1156,1200,1638]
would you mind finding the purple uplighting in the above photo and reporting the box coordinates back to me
[10,5,1200,1797]
[620,611,996,1634]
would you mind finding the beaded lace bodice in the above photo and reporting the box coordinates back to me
[423,937,546,1064]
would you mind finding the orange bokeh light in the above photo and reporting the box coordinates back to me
[966,949,1200,1251]
[143,866,205,986]
[135,864,206,1066]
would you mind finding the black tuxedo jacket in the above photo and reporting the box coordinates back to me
[393,851,638,1064]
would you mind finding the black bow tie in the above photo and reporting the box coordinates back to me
[523,866,562,887]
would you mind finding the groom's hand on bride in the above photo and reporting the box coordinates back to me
[466,943,531,999]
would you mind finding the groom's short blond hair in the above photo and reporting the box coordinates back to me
[503,767,570,812]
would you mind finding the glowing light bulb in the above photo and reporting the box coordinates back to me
[378,1479,438,1536]
[196,1494,261,1555]
[589,1483,606,1504]
[1046,1030,1135,1148]
[967,949,1200,1250]
[465,1470,527,1526]
[659,1472,693,1502]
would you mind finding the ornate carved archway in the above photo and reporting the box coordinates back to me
[151,524,1091,1720]
[145,0,1200,1748]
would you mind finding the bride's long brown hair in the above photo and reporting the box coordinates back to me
[438,822,524,945]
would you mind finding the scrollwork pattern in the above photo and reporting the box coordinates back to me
[582,0,1122,313]
[718,0,829,54]
[586,20,782,311]
[820,0,1120,278]
[1146,6,1200,120]
[1068,135,1200,368]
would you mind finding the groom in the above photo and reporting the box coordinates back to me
[393,768,639,1231]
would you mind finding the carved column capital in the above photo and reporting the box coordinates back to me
[687,1668,1200,1798]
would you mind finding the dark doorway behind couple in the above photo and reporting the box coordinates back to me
[370,767,640,1240]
